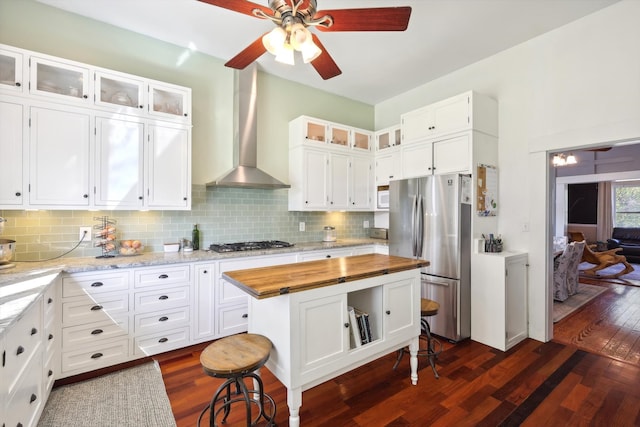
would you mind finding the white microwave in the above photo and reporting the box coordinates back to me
[377,186,389,209]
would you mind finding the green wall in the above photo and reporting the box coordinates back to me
[0,0,374,185]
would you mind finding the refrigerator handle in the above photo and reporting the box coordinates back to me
[411,194,418,257]
[417,194,425,256]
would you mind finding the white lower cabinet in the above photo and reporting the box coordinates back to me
[1,274,58,427]
[471,252,529,351]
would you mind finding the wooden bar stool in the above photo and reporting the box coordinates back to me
[393,298,443,378]
[197,333,276,427]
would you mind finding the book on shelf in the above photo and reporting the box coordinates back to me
[354,307,372,344]
[347,306,362,347]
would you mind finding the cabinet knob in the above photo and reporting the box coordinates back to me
[91,352,103,359]
[139,105,144,109]
[138,196,143,200]
[16,345,24,355]
[183,113,188,117]
[203,270,208,274]
[48,369,53,377]
[15,81,21,87]
[159,295,169,300]
[158,337,168,343]
[48,297,53,304]
[91,329,103,335]
[30,393,37,404]
[326,255,331,258]
[386,310,391,315]
[49,333,54,340]
[83,194,89,198]
[344,323,350,328]
[90,305,103,311]
[83,94,88,99]
[159,316,169,322]
[242,313,248,318]
[90,282,103,287]
[31,327,38,335]
[158,274,169,279]
[183,197,187,201]
[15,191,21,196]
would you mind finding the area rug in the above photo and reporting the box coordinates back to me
[579,262,640,286]
[553,284,608,323]
[38,361,176,427]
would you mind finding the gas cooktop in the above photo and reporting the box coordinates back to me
[209,240,294,253]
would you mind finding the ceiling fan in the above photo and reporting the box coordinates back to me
[197,0,411,80]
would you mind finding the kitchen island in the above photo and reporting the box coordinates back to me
[223,254,426,427]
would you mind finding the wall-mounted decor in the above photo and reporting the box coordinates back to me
[477,164,498,216]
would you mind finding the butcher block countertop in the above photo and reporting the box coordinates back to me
[222,254,428,299]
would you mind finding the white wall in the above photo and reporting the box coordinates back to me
[375,0,640,342]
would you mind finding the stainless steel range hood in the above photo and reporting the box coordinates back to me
[206,64,290,189]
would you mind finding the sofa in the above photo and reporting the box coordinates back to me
[607,227,640,264]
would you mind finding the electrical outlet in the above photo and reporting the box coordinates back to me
[363,221,370,228]
[299,222,305,232]
[79,227,92,242]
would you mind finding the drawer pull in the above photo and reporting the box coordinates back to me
[242,314,248,318]
[31,327,38,335]
[16,346,24,355]
[344,323,350,328]
[30,393,37,404]
[48,369,53,377]
[159,295,169,300]
[159,316,169,322]
[48,333,54,340]
[90,305,103,311]
[386,310,391,315]
[158,274,169,279]
[158,337,168,343]
[91,352,103,359]
[91,329,104,335]
[48,297,53,304]
[91,281,104,287]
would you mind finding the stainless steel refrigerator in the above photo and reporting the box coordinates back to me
[389,174,471,342]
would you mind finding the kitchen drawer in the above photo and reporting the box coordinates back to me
[217,304,248,337]
[134,306,189,335]
[62,270,130,297]
[43,281,57,318]
[4,296,43,396]
[217,278,249,306]
[5,352,44,427]
[61,293,129,326]
[134,285,190,313]
[62,317,129,348]
[61,337,130,374]
[134,326,190,356]
[134,265,190,288]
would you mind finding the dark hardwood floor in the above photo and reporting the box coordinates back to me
[156,277,640,426]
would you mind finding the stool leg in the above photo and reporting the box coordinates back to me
[423,318,439,379]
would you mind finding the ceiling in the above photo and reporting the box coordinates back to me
[36,0,619,105]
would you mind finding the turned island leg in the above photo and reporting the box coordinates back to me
[287,386,303,427]
[409,336,419,385]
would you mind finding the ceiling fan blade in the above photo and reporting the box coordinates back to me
[310,34,341,80]
[315,7,411,32]
[197,0,272,18]
[225,35,268,69]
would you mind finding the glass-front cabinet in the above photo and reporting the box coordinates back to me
[95,71,145,112]
[0,47,23,93]
[148,83,190,122]
[304,119,328,144]
[29,56,90,104]
[376,125,401,151]
[352,128,372,151]
[329,124,349,147]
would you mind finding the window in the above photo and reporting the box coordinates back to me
[613,181,640,227]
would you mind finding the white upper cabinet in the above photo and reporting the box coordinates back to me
[148,82,191,123]
[0,46,24,94]
[290,116,372,151]
[401,91,497,145]
[0,43,192,211]
[0,98,24,205]
[30,56,91,105]
[29,105,91,207]
[94,71,145,113]
[375,125,401,152]
[352,128,372,152]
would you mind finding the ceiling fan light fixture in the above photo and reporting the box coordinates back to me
[301,36,321,63]
[566,153,577,164]
[262,26,287,55]
[275,42,295,65]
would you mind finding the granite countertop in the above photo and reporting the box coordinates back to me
[0,238,387,336]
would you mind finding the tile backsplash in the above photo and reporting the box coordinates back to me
[0,185,374,261]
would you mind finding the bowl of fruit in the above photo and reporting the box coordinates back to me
[119,240,144,256]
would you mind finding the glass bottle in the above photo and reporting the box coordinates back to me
[192,224,200,250]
